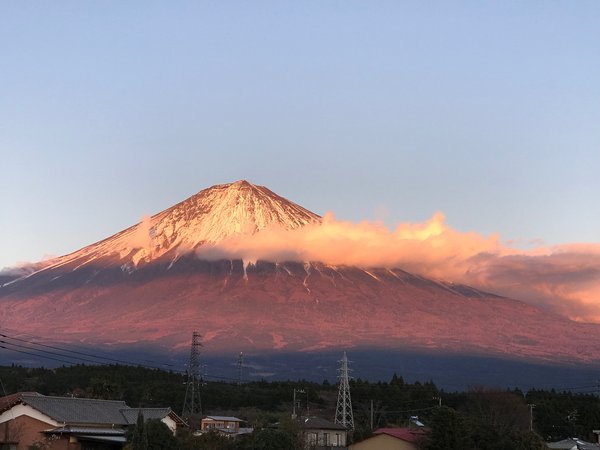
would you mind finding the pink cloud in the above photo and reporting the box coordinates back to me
[196,212,600,322]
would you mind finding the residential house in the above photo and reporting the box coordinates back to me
[547,437,600,450]
[298,416,348,449]
[0,392,184,450]
[200,416,241,433]
[349,427,426,450]
[199,416,253,437]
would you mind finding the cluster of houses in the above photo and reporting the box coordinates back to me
[0,391,428,450]
[1,391,599,450]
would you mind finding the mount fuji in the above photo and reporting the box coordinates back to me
[2,180,600,385]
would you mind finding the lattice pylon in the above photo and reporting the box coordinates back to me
[334,351,354,430]
[182,331,202,428]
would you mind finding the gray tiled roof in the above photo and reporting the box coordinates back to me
[546,438,600,450]
[2,393,182,428]
[23,394,129,425]
[45,426,126,436]
[299,416,348,431]
[75,435,127,444]
[205,416,242,422]
[121,408,172,424]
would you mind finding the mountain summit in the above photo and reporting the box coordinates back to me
[129,179,320,258]
[173,180,321,242]
[18,180,321,273]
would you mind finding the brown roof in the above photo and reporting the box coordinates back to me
[374,427,426,443]
[0,392,41,413]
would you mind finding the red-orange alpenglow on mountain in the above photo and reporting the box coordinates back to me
[1,180,599,365]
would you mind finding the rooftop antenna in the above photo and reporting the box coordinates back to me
[182,331,202,428]
[335,351,354,430]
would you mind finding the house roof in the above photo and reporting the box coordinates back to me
[46,426,128,445]
[0,393,183,427]
[45,426,126,436]
[22,393,129,425]
[121,408,173,424]
[578,443,600,450]
[299,416,348,431]
[76,435,127,444]
[547,439,576,449]
[0,392,40,413]
[374,427,426,443]
[547,438,600,450]
[204,416,242,422]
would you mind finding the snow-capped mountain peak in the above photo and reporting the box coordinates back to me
[23,181,321,273]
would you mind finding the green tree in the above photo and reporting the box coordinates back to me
[176,429,234,450]
[146,419,177,450]
[131,411,148,450]
[243,429,297,450]
[422,406,472,450]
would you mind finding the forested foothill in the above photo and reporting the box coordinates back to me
[0,364,598,449]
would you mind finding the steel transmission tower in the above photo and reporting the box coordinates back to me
[335,351,354,430]
[182,331,203,428]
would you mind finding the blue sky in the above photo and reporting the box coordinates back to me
[1,1,599,269]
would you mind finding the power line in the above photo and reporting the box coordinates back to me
[0,341,176,372]
[0,340,253,384]
[0,339,111,366]
[0,328,177,369]
[2,329,600,391]
[0,332,159,367]
[0,332,259,384]
[0,345,80,366]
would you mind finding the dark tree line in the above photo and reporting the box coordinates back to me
[1,364,598,447]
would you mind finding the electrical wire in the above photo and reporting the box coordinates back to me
[0,333,251,383]
[0,333,156,366]
[0,327,177,368]
[1,329,599,390]
[0,339,110,366]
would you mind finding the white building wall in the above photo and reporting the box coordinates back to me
[0,404,58,427]
[160,416,177,434]
[304,428,347,447]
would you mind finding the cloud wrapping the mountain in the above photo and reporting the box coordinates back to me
[196,212,600,322]
[469,248,600,321]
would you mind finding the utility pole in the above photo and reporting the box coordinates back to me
[335,352,354,430]
[237,352,244,386]
[292,388,305,420]
[370,400,374,431]
[528,404,536,432]
[182,331,203,429]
